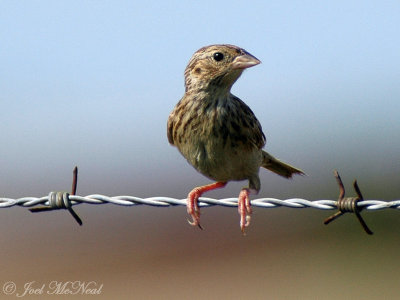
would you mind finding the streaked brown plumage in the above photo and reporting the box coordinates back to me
[167,44,304,233]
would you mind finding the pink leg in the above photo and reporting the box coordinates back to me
[187,182,227,229]
[238,188,252,234]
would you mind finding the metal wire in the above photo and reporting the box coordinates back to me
[1,194,399,210]
[0,167,398,234]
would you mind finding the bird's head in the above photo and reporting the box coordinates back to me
[184,44,261,93]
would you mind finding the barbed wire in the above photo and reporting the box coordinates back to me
[1,194,399,210]
[0,167,398,234]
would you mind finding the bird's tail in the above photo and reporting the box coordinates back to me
[262,150,305,178]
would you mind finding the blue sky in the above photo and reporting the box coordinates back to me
[1,0,399,198]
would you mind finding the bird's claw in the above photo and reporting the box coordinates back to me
[239,207,252,234]
[187,218,203,230]
[187,188,203,230]
[186,202,202,229]
[186,182,227,231]
[238,188,252,234]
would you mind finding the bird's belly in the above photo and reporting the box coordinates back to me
[181,138,262,182]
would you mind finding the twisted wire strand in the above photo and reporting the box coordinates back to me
[1,169,395,235]
[1,194,399,210]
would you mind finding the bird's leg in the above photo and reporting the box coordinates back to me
[238,188,252,234]
[187,181,227,229]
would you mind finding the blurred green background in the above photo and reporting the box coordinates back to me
[1,0,399,299]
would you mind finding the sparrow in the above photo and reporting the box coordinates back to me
[167,44,304,233]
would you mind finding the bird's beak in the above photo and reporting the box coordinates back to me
[232,52,261,70]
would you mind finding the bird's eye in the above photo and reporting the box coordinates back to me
[213,52,224,62]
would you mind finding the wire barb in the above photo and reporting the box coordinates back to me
[324,170,373,235]
[29,166,82,226]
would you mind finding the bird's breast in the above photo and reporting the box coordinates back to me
[174,97,262,181]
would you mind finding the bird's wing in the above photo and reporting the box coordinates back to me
[230,95,266,149]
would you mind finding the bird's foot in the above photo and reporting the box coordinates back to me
[186,182,227,230]
[187,188,202,229]
[238,188,252,234]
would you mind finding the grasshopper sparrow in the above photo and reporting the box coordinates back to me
[167,44,304,233]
